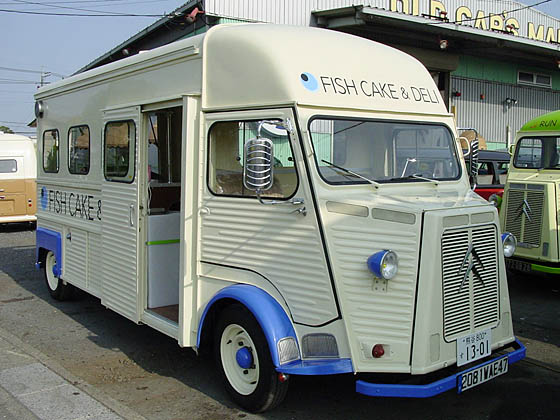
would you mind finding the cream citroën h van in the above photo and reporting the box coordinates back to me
[34,24,524,412]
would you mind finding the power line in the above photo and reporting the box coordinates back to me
[0,67,66,77]
[0,81,40,84]
[10,0,134,15]
[0,120,31,124]
[0,65,42,74]
[0,7,167,16]
[0,0,167,4]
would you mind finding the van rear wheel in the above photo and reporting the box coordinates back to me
[214,304,288,413]
[44,251,74,300]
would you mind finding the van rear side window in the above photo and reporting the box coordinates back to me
[43,129,59,173]
[104,120,135,182]
[69,125,90,175]
[0,159,17,173]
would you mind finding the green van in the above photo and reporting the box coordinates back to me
[501,110,560,274]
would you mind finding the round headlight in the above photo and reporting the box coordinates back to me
[501,233,517,258]
[367,250,399,280]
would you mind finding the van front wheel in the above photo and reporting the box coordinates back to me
[214,305,288,413]
[44,251,74,300]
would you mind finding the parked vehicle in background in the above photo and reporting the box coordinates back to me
[501,110,560,274]
[34,24,524,413]
[0,132,37,224]
[467,150,510,202]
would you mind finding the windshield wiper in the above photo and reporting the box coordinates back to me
[387,173,439,186]
[321,159,380,189]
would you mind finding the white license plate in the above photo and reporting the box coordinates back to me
[457,328,491,367]
[458,356,508,393]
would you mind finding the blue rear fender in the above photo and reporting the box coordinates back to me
[35,227,62,277]
[197,284,298,368]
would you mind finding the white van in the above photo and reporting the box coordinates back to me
[34,24,524,412]
[0,132,37,224]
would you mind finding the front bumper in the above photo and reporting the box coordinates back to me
[356,339,525,398]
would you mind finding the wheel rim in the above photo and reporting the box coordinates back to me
[45,252,59,291]
[220,323,259,395]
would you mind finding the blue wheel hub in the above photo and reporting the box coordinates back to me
[236,346,253,369]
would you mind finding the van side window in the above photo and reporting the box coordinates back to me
[104,120,135,182]
[43,129,59,173]
[0,159,17,173]
[68,125,90,175]
[208,120,298,198]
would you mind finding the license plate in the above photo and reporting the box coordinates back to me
[505,258,531,272]
[458,356,508,393]
[457,328,491,367]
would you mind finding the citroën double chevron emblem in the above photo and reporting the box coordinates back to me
[458,243,485,293]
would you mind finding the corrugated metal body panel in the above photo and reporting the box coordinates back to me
[200,197,338,326]
[452,76,560,146]
[64,228,88,290]
[88,233,103,297]
[327,220,420,365]
[101,181,139,321]
[101,107,140,323]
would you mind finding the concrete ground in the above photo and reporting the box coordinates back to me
[1,223,559,419]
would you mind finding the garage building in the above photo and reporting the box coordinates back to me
[80,0,560,149]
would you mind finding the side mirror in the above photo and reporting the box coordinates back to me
[509,144,515,155]
[470,135,479,188]
[243,137,274,193]
[459,136,470,157]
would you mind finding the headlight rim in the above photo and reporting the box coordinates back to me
[367,249,399,280]
[501,232,517,258]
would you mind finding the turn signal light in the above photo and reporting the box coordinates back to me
[278,373,289,383]
[372,344,385,358]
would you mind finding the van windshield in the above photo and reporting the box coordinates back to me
[308,118,460,185]
[513,136,560,169]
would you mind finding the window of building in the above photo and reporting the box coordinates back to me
[208,120,298,198]
[43,129,59,173]
[104,120,135,182]
[68,125,90,174]
[0,159,17,173]
[518,71,551,88]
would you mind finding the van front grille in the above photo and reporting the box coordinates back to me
[441,225,499,341]
[504,184,544,247]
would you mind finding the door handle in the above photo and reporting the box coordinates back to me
[129,204,135,227]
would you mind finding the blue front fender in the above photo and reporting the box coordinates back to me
[197,284,298,367]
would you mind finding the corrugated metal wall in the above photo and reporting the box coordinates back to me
[203,0,560,148]
[452,76,560,148]
[205,0,560,38]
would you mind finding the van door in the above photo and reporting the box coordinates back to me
[200,108,339,327]
[101,106,141,322]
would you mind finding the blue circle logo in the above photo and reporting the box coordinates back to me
[41,186,48,210]
[300,72,318,92]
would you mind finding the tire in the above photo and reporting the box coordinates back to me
[214,304,289,413]
[44,251,74,301]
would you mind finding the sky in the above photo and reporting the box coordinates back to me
[0,0,186,135]
[1,0,560,136]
